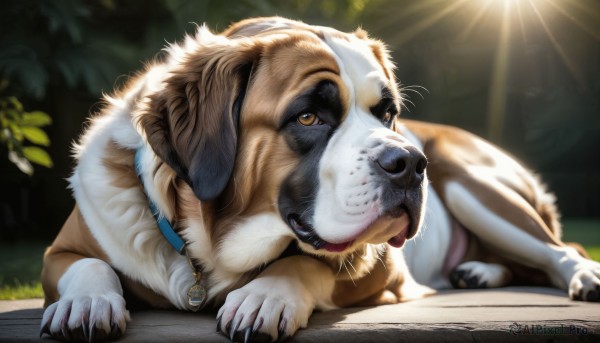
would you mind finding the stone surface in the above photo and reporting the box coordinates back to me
[1,287,599,342]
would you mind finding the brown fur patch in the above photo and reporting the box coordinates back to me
[369,40,393,82]
[102,140,138,190]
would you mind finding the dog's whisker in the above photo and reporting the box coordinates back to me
[342,260,357,286]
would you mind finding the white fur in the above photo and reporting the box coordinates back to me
[41,259,130,336]
[389,247,436,300]
[70,85,196,310]
[403,185,452,289]
[216,213,294,273]
[445,181,600,297]
[218,256,337,340]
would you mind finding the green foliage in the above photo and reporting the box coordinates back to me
[0,0,124,98]
[0,96,53,175]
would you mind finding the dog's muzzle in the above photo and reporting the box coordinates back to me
[287,142,428,253]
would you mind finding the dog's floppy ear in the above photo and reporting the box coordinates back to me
[140,27,260,201]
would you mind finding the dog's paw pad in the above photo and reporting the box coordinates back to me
[450,261,512,289]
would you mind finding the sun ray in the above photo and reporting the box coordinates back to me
[543,0,600,40]
[457,0,494,41]
[515,0,528,43]
[563,0,600,19]
[487,0,513,142]
[527,0,586,87]
[390,0,471,45]
[372,0,449,32]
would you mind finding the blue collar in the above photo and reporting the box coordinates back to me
[135,149,186,255]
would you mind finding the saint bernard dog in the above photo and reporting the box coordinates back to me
[41,17,600,343]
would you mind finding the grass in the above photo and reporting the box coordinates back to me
[0,241,46,300]
[0,282,43,300]
[586,247,600,262]
[562,218,600,261]
[0,219,597,300]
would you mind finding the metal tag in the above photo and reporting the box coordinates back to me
[187,283,206,308]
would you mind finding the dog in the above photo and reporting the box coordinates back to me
[40,17,600,343]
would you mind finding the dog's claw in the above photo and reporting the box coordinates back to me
[109,321,120,339]
[216,315,222,333]
[252,316,263,334]
[277,318,287,342]
[243,326,253,343]
[229,315,242,341]
[88,321,96,343]
[586,286,599,302]
[450,268,488,289]
[81,318,89,341]
[40,322,50,338]
[467,274,486,288]
[61,325,71,341]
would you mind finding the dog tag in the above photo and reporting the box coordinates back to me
[188,283,206,308]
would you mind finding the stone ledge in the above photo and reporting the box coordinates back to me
[1,287,598,342]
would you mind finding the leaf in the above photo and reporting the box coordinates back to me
[21,127,50,146]
[8,151,33,176]
[8,123,23,141]
[21,111,52,127]
[7,97,23,112]
[22,146,53,168]
[0,52,49,99]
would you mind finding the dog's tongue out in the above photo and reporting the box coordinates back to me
[387,230,408,248]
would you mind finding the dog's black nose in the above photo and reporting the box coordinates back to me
[376,145,427,187]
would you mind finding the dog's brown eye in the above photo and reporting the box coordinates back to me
[298,113,320,126]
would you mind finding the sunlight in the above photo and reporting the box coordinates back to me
[544,0,600,41]
[380,0,598,141]
[528,0,585,86]
[390,0,470,45]
[458,0,494,41]
[487,0,512,142]
[465,0,599,141]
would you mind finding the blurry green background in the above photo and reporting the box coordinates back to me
[0,0,598,299]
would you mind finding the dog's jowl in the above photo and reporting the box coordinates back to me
[41,17,600,343]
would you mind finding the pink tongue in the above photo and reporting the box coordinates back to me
[324,241,352,252]
[387,231,407,248]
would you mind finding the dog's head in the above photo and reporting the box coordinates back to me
[139,17,427,257]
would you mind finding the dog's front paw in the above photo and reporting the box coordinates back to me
[40,293,130,342]
[570,267,600,302]
[217,279,312,343]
